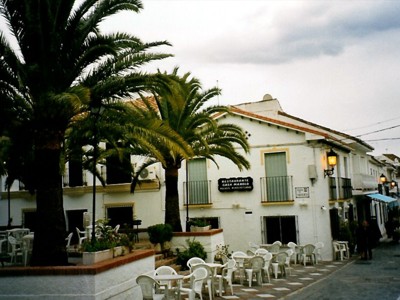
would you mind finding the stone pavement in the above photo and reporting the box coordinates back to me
[283,239,400,300]
[187,239,400,300]
[216,259,351,300]
[178,255,352,300]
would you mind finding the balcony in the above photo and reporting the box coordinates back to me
[352,173,377,192]
[183,180,212,205]
[329,177,352,200]
[260,176,293,203]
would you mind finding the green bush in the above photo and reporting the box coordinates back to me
[147,223,173,245]
[176,238,207,271]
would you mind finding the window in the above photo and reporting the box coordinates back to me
[23,209,37,232]
[263,216,298,244]
[106,143,132,184]
[69,159,83,187]
[105,204,134,228]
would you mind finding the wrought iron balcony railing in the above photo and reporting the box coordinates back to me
[183,180,212,205]
[260,176,293,203]
[329,177,352,200]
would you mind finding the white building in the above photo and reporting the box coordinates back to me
[1,94,394,261]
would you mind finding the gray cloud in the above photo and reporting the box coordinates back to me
[188,1,400,65]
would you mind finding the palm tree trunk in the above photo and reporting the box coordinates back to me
[164,167,183,232]
[30,142,68,266]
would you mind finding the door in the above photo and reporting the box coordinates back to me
[66,209,87,244]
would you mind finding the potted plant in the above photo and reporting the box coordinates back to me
[190,218,211,232]
[147,223,173,254]
[81,219,131,264]
[214,243,230,263]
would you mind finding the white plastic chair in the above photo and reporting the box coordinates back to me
[114,224,120,233]
[232,251,247,284]
[76,227,87,246]
[191,263,214,300]
[267,243,280,255]
[255,248,269,257]
[333,241,346,261]
[179,266,208,300]
[302,244,316,266]
[136,274,165,300]
[153,265,178,295]
[287,242,299,264]
[215,258,236,296]
[272,252,288,278]
[261,252,273,283]
[244,256,264,287]
[285,249,294,275]
[272,241,282,246]
[186,257,205,271]
[248,241,259,251]
[65,232,73,249]
[8,236,23,264]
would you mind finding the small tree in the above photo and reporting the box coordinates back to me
[176,238,207,271]
[147,224,173,245]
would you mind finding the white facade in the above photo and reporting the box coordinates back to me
[1,94,393,262]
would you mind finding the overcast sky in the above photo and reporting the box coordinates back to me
[0,0,386,157]
[103,0,400,155]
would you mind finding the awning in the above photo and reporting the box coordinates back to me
[366,193,396,203]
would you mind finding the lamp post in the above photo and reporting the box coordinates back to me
[185,159,190,232]
[91,106,103,244]
[380,174,387,195]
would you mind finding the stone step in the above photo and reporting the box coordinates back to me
[132,239,182,272]
[155,256,178,269]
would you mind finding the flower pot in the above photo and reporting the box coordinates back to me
[82,249,113,265]
[113,246,123,258]
[191,225,211,232]
[121,246,130,256]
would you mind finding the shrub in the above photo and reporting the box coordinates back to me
[147,223,173,245]
[176,238,207,270]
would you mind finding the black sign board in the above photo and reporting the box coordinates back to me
[218,177,253,192]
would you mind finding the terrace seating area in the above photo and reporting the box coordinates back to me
[134,239,352,299]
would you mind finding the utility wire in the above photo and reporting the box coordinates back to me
[345,115,400,132]
[355,124,400,137]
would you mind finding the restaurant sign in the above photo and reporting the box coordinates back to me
[218,177,253,192]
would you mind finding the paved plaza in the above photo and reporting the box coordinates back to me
[191,239,399,300]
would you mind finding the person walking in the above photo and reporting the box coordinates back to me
[356,220,373,260]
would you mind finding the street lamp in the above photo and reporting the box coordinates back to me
[324,149,338,177]
[380,174,387,184]
[90,105,103,244]
[391,180,399,196]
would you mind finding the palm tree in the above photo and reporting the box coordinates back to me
[133,68,251,231]
[0,0,173,266]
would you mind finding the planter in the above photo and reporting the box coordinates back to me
[121,246,130,256]
[191,225,211,232]
[82,249,113,265]
[113,246,123,258]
